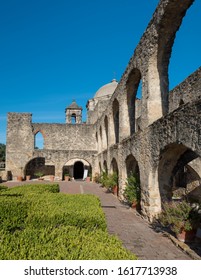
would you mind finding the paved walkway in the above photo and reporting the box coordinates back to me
[60,180,192,260]
[2,180,193,259]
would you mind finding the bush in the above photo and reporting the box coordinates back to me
[0,183,137,259]
[159,201,201,235]
[124,173,140,205]
[100,171,118,191]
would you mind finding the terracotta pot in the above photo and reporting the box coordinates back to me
[26,175,31,181]
[50,175,54,182]
[112,185,118,195]
[86,177,91,182]
[176,229,196,242]
[65,176,70,181]
[17,176,23,181]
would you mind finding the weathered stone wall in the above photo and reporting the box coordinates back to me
[6,113,96,179]
[169,67,201,112]
[32,123,96,151]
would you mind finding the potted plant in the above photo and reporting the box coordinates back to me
[64,173,70,181]
[159,200,201,242]
[34,171,44,180]
[86,170,92,182]
[93,172,101,183]
[110,172,118,195]
[123,172,141,209]
[101,172,118,194]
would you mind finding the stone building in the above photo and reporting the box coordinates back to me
[5,0,201,220]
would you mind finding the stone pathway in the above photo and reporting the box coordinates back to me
[1,180,195,260]
[60,180,192,260]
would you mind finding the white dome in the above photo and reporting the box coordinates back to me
[94,79,118,99]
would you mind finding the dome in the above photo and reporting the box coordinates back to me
[94,79,118,99]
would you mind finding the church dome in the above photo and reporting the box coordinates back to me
[94,79,118,99]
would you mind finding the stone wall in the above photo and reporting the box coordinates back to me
[6,113,96,179]
[169,67,201,112]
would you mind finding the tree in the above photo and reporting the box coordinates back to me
[0,143,6,162]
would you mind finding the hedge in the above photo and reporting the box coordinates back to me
[0,183,137,260]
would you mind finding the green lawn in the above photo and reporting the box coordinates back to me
[0,184,137,260]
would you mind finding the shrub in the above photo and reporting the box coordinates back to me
[124,173,140,205]
[159,200,201,234]
[0,183,137,259]
[100,172,118,191]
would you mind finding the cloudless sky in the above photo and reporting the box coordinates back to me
[0,0,200,144]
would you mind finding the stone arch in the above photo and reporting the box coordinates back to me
[112,99,119,144]
[125,154,140,177]
[104,115,109,148]
[63,158,92,180]
[156,0,194,116]
[25,157,55,178]
[126,68,142,135]
[111,157,119,175]
[34,130,45,149]
[158,143,201,203]
[71,113,76,124]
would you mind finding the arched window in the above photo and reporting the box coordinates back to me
[126,68,142,135]
[34,131,44,149]
[113,99,119,144]
[71,113,76,124]
[104,116,109,147]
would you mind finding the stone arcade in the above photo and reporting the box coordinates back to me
[5,0,201,219]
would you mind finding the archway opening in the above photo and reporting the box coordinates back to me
[74,161,84,179]
[158,144,201,203]
[104,116,109,147]
[71,113,76,124]
[34,131,44,149]
[103,160,108,174]
[25,157,55,178]
[125,154,141,211]
[112,99,119,144]
[126,68,142,134]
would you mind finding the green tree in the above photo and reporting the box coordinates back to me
[0,143,6,162]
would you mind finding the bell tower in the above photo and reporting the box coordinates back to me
[65,100,82,124]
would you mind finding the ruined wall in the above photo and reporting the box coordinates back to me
[33,123,96,151]
[169,67,201,112]
[6,113,96,179]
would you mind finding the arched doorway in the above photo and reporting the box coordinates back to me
[74,161,84,179]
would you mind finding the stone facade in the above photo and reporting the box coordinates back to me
[6,0,201,220]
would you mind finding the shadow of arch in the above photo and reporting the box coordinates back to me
[125,154,140,177]
[158,143,200,202]
[25,157,55,178]
[103,160,108,173]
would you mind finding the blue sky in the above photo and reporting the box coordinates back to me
[0,0,200,145]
